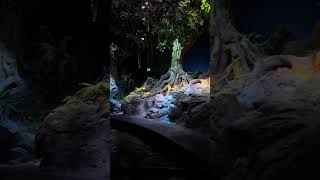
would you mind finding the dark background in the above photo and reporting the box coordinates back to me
[233,0,320,40]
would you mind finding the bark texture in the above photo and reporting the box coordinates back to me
[209,0,260,92]
[151,39,191,95]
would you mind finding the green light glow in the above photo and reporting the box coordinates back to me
[147,68,151,72]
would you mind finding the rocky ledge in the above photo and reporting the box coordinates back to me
[35,81,110,179]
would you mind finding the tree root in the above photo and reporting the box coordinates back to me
[211,36,260,92]
[151,67,191,96]
[209,0,261,92]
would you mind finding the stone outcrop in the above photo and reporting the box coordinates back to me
[169,92,210,128]
[0,44,34,164]
[210,101,320,180]
[207,53,320,180]
[35,81,110,179]
[110,76,121,113]
[0,44,28,123]
[121,78,210,123]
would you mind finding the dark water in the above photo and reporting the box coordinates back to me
[110,129,211,180]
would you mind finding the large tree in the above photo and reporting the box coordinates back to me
[145,0,211,95]
[111,0,210,95]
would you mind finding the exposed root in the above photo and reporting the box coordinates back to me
[151,67,191,96]
[209,0,261,92]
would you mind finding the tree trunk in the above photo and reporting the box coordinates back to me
[151,38,191,95]
[209,0,260,93]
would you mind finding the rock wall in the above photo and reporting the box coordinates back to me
[205,54,320,180]
[110,75,121,113]
[0,43,34,164]
[0,43,28,124]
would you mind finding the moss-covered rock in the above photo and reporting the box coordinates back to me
[124,87,149,102]
[35,80,110,178]
[62,82,109,107]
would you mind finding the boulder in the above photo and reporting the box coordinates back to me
[209,94,245,134]
[239,55,317,109]
[35,82,109,179]
[169,91,210,129]
[207,53,320,180]
[145,94,175,120]
[122,97,146,116]
[211,101,320,180]
[121,77,210,121]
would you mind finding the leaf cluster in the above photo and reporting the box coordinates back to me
[112,0,211,52]
[143,0,210,51]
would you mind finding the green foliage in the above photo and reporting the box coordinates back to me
[157,39,168,52]
[63,82,108,105]
[143,0,210,52]
[112,0,211,74]
[113,0,211,56]
[134,87,149,94]
[124,87,149,102]
[201,0,211,13]
[178,0,204,29]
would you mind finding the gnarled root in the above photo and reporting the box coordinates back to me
[211,37,260,92]
[151,67,191,96]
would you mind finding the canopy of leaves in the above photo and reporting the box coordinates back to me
[111,0,210,53]
[141,0,211,52]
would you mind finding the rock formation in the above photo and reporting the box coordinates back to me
[121,78,210,122]
[0,44,34,164]
[35,81,110,179]
[205,52,320,180]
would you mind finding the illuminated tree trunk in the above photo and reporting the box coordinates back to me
[151,38,191,95]
[209,0,261,93]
